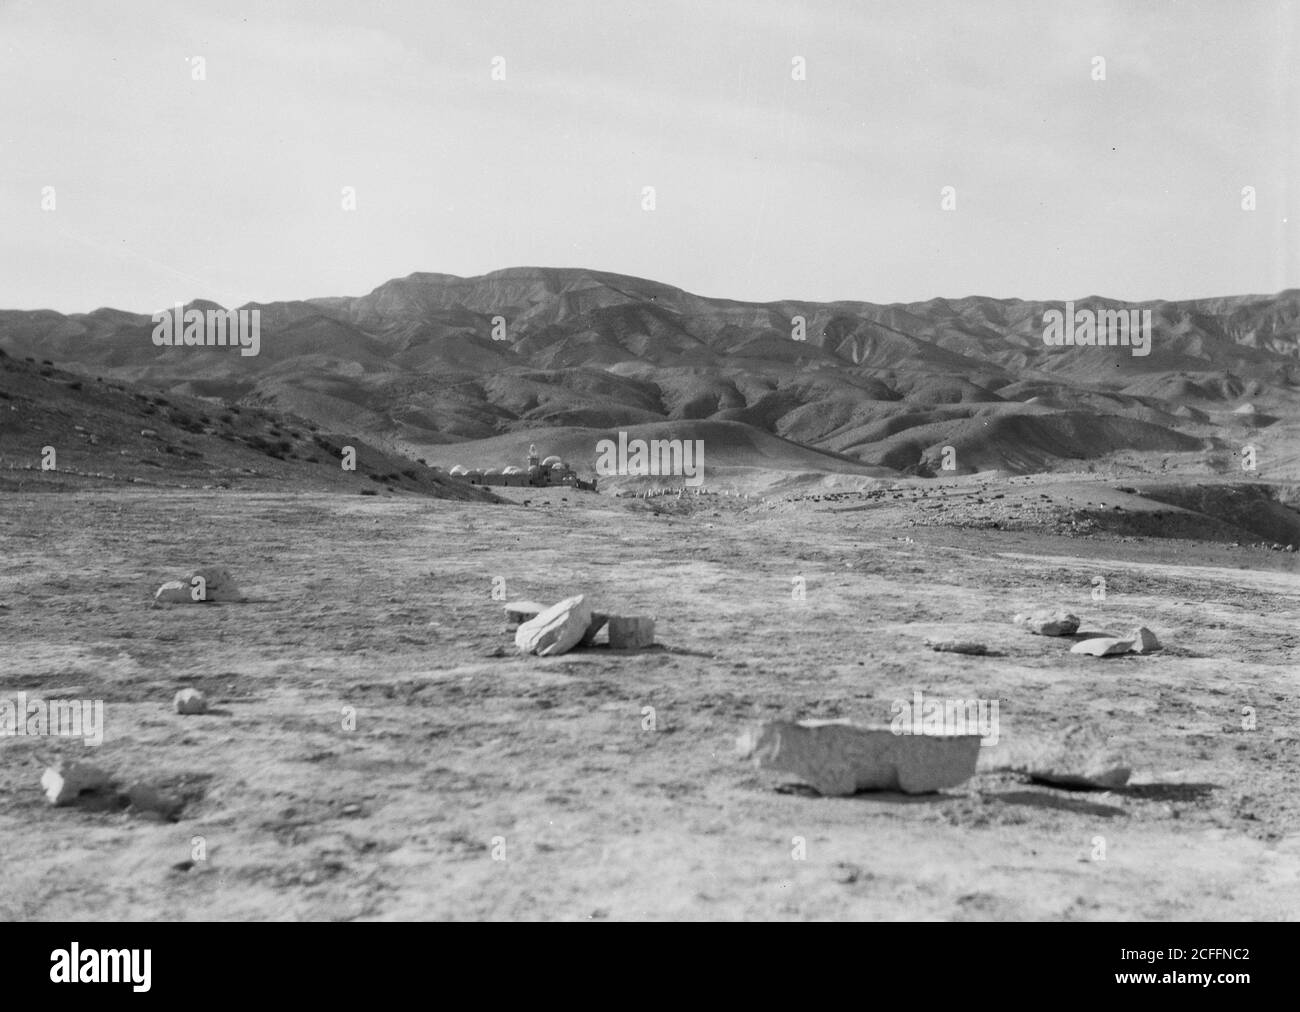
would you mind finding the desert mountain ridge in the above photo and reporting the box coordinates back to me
[2,267,1299,484]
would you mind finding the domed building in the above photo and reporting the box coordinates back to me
[447,444,596,491]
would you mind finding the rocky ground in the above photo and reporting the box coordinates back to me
[1,479,1297,920]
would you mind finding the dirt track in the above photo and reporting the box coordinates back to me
[1,486,1298,920]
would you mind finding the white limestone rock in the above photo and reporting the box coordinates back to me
[1014,609,1081,636]
[173,688,208,715]
[1071,637,1134,657]
[153,580,191,605]
[738,720,981,796]
[515,595,593,657]
[502,601,546,627]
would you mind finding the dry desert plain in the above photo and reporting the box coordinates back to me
[1,476,1299,921]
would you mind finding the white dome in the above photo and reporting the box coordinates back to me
[541,455,563,467]
[502,466,521,475]
[449,465,468,476]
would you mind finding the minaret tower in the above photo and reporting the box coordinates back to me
[528,443,539,469]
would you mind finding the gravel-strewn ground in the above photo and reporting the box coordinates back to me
[1,484,1297,920]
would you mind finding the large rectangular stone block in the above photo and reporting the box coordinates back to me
[608,616,654,650]
[739,720,981,796]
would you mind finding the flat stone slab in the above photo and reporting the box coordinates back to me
[515,595,592,656]
[1013,609,1081,636]
[738,720,982,796]
[1071,636,1134,657]
[926,638,989,655]
[608,615,654,650]
[502,600,546,627]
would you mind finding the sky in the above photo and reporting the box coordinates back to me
[1,0,1295,312]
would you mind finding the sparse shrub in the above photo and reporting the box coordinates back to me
[41,359,52,366]
[66,381,81,390]
[368,473,385,483]
[359,489,378,496]
[402,469,418,480]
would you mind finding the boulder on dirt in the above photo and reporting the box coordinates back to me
[738,720,981,796]
[608,616,654,650]
[1071,637,1134,657]
[153,566,244,605]
[174,688,208,715]
[1129,627,1161,653]
[998,722,1132,789]
[1013,609,1081,636]
[502,601,545,627]
[515,595,593,656]
[186,566,244,602]
[926,638,989,655]
[41,762,113,806]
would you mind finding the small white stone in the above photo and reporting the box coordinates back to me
[174,688,208,714]
[41,763,113,806]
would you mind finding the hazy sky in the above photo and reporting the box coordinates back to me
[1,0,1295,312]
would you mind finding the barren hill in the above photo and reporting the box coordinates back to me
[0,347,497,500]
[2,269,1298,482]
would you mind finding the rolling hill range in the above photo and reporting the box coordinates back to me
[0,347,498,500]
[2,268,1299,482]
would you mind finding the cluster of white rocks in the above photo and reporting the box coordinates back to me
[505,597,655,656]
